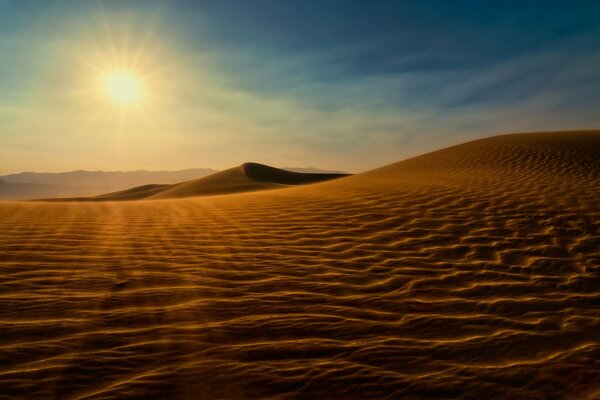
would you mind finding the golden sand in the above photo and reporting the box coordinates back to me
[1,131,599,399]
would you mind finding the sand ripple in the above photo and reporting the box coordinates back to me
[0,132,599,399]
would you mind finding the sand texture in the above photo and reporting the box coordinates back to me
[0,131,599,399]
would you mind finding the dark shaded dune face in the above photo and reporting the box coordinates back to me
[242,162,350,184]
[1,131,599,399]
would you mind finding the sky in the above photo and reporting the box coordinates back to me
[0,0,599,174]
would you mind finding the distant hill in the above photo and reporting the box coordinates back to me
[0,180,79,200]
[0,169,216,200]
[1,168,217,186]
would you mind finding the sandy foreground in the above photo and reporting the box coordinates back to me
[0,131,599,399]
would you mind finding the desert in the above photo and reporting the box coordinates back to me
[2,1,600,398]
[1,131,599,399]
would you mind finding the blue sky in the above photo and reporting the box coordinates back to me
[0,0,599,173]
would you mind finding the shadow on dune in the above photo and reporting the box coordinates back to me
[35,162,351,202]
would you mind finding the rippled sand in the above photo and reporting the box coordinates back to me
[1,132,599,399]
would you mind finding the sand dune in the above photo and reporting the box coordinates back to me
[0,167,345,200]
[0,131,599,399]
[51,162,350,201]
[95,184,172,201]
[150,162,349,199]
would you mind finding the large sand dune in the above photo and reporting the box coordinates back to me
[0,131,599,399]
[47,162,349,201]
[149,162,350,199]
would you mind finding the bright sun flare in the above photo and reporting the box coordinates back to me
[104,71,142,105]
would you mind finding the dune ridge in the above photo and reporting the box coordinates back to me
[40,162,350,201]
[0,131,599,399]
[149,162,350,200]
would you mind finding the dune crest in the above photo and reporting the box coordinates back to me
[42,162,350,201]
[150,162,349,199]
[0,131,599,399]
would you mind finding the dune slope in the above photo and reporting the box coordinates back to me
[150,162,350,199]
[64,162,350,201]
[0,131,599,399]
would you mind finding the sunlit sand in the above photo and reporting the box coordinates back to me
[1,131,598,399]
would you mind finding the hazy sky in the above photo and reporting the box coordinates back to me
[1,0,599,174]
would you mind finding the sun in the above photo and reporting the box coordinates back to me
[104,70,142,105]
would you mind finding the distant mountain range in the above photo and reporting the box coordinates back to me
[0,169,217,200]
[0,167,346,200]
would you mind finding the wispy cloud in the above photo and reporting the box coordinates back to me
[0,1,599,173]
